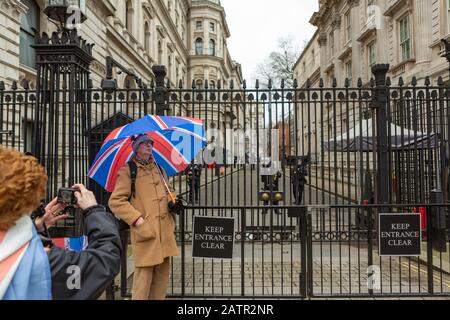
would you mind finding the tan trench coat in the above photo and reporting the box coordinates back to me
[109,160,179,268]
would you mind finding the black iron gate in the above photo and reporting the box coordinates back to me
[2,30,450,298]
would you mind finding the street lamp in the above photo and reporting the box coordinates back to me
[44,0,87,27]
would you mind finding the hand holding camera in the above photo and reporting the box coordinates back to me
[34,197,70,232]
[71,184,98,210]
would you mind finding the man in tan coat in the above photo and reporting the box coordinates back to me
[109,134,178,300]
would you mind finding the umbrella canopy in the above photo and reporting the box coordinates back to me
[323,119,438,152]
[88,115,207,192]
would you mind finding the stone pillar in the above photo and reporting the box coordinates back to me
[318,32,328,82]
[350,0,361,85]
[332,13,342,86]
[414,0,432,65]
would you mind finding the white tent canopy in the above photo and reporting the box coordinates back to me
[324,119,438,152]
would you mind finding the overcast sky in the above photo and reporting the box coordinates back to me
[220,0,319,82]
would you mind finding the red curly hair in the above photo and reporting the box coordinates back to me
[0,146,47,231]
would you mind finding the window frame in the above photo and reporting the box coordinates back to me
[195,38,204,55]
[329,30,334,58]
[345,11,352,42]
[196,20,203,30]
[345,61,352,84]
[209,39,216,56]
[20,0,39,69]
[398,14,411,62]
[368,41,376,68]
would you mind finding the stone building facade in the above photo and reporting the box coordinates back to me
[292,0,450,203]
[0,0,242,91]
[296,0,450,88]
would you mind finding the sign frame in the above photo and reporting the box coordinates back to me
[191,215,236,261]
[378,213,422,257]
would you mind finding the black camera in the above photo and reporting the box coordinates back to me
[57,188,79,206]
[31,201,46,219]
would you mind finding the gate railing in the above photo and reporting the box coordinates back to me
[2,61,450,298]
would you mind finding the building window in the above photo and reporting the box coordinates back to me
[126,0,133,33]
[210,22,215,32]
[196,21,203,30]
[311,49,315,64]
[329,31,334,58]
[168,55,172,80]
[158,41,163,64]
[20,0,39,69]
[182,25,186,43]
[345,11,351,42]
[195,38,203,55]
[399,15,411,62]
[210,80,216,89]
[368,42,376,67]
[144,21,151,54]
[196,79,204,89]
[209,39,216,56]
[345,61,352,84]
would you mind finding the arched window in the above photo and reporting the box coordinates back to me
[123,75,136,89]
[210,80,216,89]
[196,79,203,89]
[195,38,203,55]
[209,39,215,56]
[144,21,150,54]
[126,0,133,33]
[158,41,163,64]
[20,0,39,69]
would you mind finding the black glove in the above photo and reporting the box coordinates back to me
[169,196,187,215]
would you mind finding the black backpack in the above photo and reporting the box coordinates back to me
[128,161,138,202]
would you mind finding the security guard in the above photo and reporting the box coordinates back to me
[292,156,309,205]
[186,164,202,204]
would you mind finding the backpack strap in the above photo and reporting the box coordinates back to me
[128,161,138,201]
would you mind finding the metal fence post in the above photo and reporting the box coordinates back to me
[152,65,168,116]
[300,207,308,299]
[372,64,390,207]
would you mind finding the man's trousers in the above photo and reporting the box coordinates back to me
[132,257,171,300]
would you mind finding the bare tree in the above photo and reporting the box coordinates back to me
[254,36,299,88]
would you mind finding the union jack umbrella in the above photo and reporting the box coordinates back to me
[88,115,207,192]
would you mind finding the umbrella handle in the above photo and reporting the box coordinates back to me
[155,164,177,203]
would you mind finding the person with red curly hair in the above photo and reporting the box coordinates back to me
[0,146,52,299]
[0,146,122,300]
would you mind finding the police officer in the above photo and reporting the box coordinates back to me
[186,164,202,204]
[292,156,309,205]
